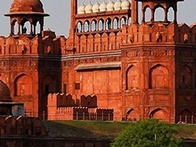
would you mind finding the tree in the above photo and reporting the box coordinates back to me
[111,119,182,147]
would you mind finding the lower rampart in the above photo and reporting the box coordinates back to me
[0,136,195,147]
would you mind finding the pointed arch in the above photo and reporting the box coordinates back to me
[11,19,18,35]
[91,20,97,31]
[21,19,31,34]
[113,18,118,29]
[126,65,139,90]
[179,65,192,89]
[149,108,169,121]
[106,18,112,30]
[98,19,104,31]
[87,34,94,52]
[116,31,122,49]
[167,6,174,22]
[35,21,41,35]
[120,16,127,27]
[76,21,82,33]
[80,35,87,53]
[144,6,151,22]
[42,75,56,97]
[94,33,101,52]
[84,20,90,32]
[180,108,192,123]
[126,108,139,121]
[102,33,108,51]
[14,74,33,96]
[108,32,116,50]
[149,64,169,89]
[154,5,165,21]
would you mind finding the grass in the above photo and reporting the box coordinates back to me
[174,124,196,139]
[43,120,196,139]
[43,120,130,139]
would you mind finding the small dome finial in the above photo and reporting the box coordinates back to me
[100,0,107,12]
[92,1,100,13]
[107,0,114,11]
[85,1,93,13]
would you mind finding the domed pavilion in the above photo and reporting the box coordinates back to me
[0,80,24,116]
[5,0,49,36]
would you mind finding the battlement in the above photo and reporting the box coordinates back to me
[122,23,196,45]
[48,93,98,108]
[0,116,46,136]
[47,93,113,121]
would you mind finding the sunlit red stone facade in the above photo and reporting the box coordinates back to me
[0,0,196,123]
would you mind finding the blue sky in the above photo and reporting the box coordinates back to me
[0,0,196,37]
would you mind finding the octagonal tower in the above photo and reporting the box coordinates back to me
[0,0,62,119]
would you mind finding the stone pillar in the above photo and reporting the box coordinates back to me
[131,0,138,24]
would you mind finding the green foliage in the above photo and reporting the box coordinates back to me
[111,119,182,147]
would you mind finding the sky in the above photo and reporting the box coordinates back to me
[0,0,196,37]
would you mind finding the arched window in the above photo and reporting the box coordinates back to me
[126,66,139,90]
[14,74,32,96]
[84,21,89,32]
[154,6,165,21]
[149,108,168,121]
[145,7,151,22]
[98,19,104,31]
[76,21,82,33]
[106,18,112,30]
[11,20,18,35]
[121,17,126,27]
[180,109,192,123]
[126,109,139,121]
[149,65,169,89]
[179,65,192,89]
[22,20,31,34]
[113,18,118,29]
[91,20,97,31]
[42,75,56,96]
[167,7,174,22]
[35,21,41,34]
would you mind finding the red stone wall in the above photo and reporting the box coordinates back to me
[47,93,114,121]
[1,0,196,123]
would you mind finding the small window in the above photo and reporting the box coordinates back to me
[75,83,80,90]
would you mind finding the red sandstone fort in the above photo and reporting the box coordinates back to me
[0,0,195,123]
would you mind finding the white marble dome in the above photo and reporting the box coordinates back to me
[78,3,85,14]
[85,2,93,13]
[92,1,100,13]
[114,0,122,10]
[107,0,114,11]
[100,1,107,12]
[121,0,130,10]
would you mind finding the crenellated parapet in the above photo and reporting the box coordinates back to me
[81,94,97,108]
[48,93,98,108]
[0,30,65,57]
[121,22,196,46]
[0,116,47,136]
[56,93,75,107]
[47,93,114,121]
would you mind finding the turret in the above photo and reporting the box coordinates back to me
[4,0,49,36]
[136,0,183,24]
